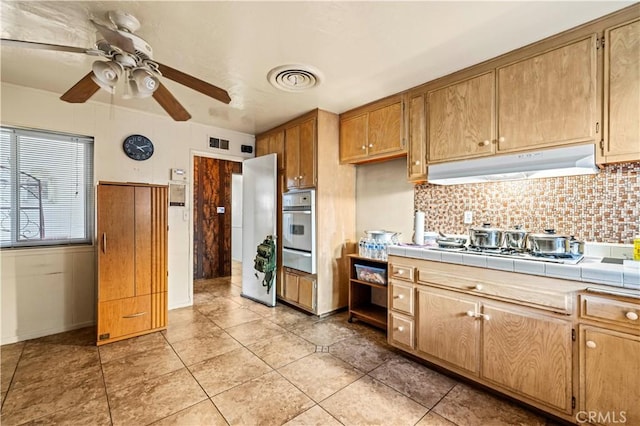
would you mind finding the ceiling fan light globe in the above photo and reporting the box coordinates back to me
[131,67,159,98]
[90,74,116,93]
[91,60,122,87]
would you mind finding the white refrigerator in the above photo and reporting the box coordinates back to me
[241,153,277,306]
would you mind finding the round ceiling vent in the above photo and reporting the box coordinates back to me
[267,64,323,92]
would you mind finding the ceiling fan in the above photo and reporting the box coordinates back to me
[1,10,231,121]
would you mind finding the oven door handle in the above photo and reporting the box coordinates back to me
[283,248,312,257]
[282,210,312,214]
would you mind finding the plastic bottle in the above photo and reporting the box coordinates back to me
[634,234,640,261]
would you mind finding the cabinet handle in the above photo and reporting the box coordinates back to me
[498,136,506,143]
[586,340,597,349]
[394,294,404,300]
[123,311,147,319]
[293,176,298,181]
[102,233,107,254]
[395,326,404,332]
[396,270,404,275]
[368,143,374,148]
[466,310,490,320]
[626,311,639,321]
[479,140,490,147]
[474,284,483,291]
[298,175,303,180]
[413,160,420,165]
[361,145,366,150]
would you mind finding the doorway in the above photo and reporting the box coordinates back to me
[193,156,242,279]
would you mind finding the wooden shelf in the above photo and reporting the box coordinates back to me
[347,254,388,331]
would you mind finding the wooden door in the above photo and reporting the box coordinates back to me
[368,101,403,156]
[193,156,242,279]
[482,303,572,413]
[298,275,315,311]
[582,326,640,425]
[98,185,135,301]
[416,287,480,374]
[497,35,597,152]
[604,18,640,162]
[284,271,299,302]
[407,93,426,181]
[285,125,300,189]
[428,72,495,162]
[298,118,316,188]
[339,114,368,162]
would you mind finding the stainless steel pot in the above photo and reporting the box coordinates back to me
[569,236,585,255]
[469,224,504,249]
[503,225,528,251]
[526,229,571,254]
[436,237,467,248]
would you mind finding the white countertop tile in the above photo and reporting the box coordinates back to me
[441,252,464,264]
[487,257,515,272]
[513,259,546,276]
[422,250,442,261]
[463,254,487,268]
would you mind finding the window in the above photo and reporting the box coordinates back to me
[0,127,94,248]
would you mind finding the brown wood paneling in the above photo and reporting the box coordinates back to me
[135,186,152,296]
[193,156,242,279]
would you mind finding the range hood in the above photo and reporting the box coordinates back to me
[428,144,599,185]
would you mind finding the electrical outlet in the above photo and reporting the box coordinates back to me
[464,211,473,224]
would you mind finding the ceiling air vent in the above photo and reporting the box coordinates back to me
[267,64,323,92]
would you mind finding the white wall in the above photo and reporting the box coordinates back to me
[231,174,243,262]
[356,157,414,243]
[0,83,254,343]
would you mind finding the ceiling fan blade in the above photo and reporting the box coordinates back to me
[152,83,192,121]
[90,19,136,54]
[60,72,101,103]
[156,62,231,104]
[1,38,90,54]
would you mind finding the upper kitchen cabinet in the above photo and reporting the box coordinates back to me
[339,94,406,164]
[601,17,640,163]
[406,92,427,182]
[427,72,495,163]
[255,130,285,170]
[497,35,598,152]
[285,117,316,190]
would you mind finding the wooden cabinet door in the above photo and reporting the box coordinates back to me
[581,326,640,426]
[368,101,403,156]
[98,185,135,302]
[284,125,301,190]
[270,131,285,170]
[298,275,315,311]
[298,118,316,188]
[284,271,299,302]
[255,135,270,157]
[428,72,495,162]
[134,187,151,296]
[482,303,572,413]
[416,287,480,374]
[603,18,640,162]
[497,35,597,152]
[407,93,426,182]
[340,114,368,162]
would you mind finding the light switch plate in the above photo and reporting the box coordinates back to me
[463,211,473,224]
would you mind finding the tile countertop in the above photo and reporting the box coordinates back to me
[387,245,640,292]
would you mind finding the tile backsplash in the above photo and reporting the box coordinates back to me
[414,162,639,244]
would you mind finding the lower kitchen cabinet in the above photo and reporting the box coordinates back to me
[283,268,316,312]
[348,255,388,330]
[416,287,480,374]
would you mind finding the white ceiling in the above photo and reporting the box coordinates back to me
[0,1,634,135]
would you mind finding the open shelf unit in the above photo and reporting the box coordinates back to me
[347,254,388,330]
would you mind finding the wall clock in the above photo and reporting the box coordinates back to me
[123,134,154,161]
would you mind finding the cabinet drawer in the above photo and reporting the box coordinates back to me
[580,294,640,328]
[389,313,414,349]
[390,263,415,282]
[98,295,151,342]
[390,281,414,315]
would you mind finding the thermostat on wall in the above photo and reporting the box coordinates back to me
[171,168,187,181]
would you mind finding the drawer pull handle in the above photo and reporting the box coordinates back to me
[369,143,374,148]
[626,311,639,321]
[474,284,483,291]
[361,145,366,150]
[395,326,404,332]
[394,294,404,300]
[467,310,476,317]
[396,270,404,275]
[586,340,597,349]
[123,312,147,319]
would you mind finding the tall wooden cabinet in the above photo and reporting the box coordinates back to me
[406,92,427,182]
[97,182,168,345]
[256,109,356,315]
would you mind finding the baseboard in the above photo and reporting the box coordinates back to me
[1,320,96,345]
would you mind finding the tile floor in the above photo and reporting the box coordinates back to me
[1,262,560,425]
